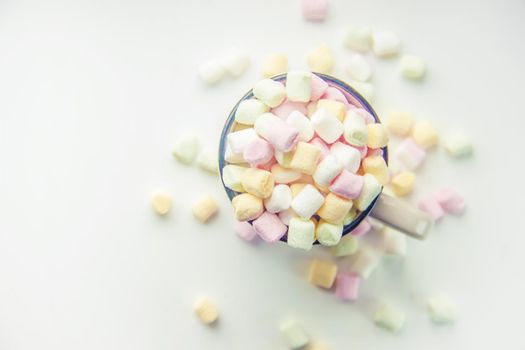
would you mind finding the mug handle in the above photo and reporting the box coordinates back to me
[369,193,433,240]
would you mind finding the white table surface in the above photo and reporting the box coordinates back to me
[1,0,524,349]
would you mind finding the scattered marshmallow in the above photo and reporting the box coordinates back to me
[173,134,200,164]
[434,188,465,215]
[426,296,458,324]
[308,259,338,288]
[366,123,389,148]
[412,121,439,149]
[330,142,361,173]
[307,44,335,74]
[317,193,353,224]
[223,48,251,78]
[255,113,299,152]
[351,249,380,279]
[253,211,287,243]
[234,220,257,241]
[264,184,293,213]
[316,220,343,246]
[347,54,372,82]
[343,109,369,146]
[253,79,286,108]
[222,164,248,192]
[343,25,372,52]
[380,227,407,256]
[194,297,219,325]
[197,149,218,174]
[198,60,226,85]
[390,171,416,196]
[386,111,414,137]
[192,195,219,223]
[235,99,269,125]
[286,70,312,102]
[394,138,426,170]
[241,168,274,199]
[332,235,359,257]
[151,191,171,215]
[418,194,445,220]
[335,273,360,301]
[362,155,389,185]
[280,319,310,349]
[313,154,343,186]
[400,54,426,80]
[227,128,259,155]
[372,31,401,57]
[444,132,473,157]
[287,111,314,142]
[374,302,405,332]
[287,217,316,250]
[262,53,288,78]
[301,0,329,21]
[290,142,322,175]
[271,164,302,184]
[232,193,264,221]
[291,184,325,219]
[311,108,344,144]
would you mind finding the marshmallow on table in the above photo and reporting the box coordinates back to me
[372,31,401,57]
[350,81,374,101]
[309,137,330,160]
[151,191,171,215]
[444,132,473,157]
[434,188,465,215]
[227,128,259,155]
[351,249,380,279]
[271,164,302,184]
[252,211,287,243]
[330,170,364,199]
[307,44,335,74]
[418,194,445,220]
[301,0,329,21]
[347,54,372,82]
[222,164,248,192]
[278,208,298,225]
[374,303,405,332]
[253,79,286,108]
[400,54,426,80]
[286,111,314,142]
[412,121,439,149]
[330,142,361,173]
[243,138,273,166]
[197,149,218,174]
[350,219,371,236]
[343,109,369,146]
[316,220,343,246]
[287,217,316,250]
[264,184,293,213]
[232,193,264,221]
[198,59,225,85]
[386,111,414,137]
[390,171,416,196]
[380,227,407,256]
[335,273,360,301]
[317,99,346,121]
[272,99,308,119]
[355,174,382,211]
[235,99,269,125]
[194,297,219,325]
[343,25,372,52]
[313,154,343,186]
[286,70,312,102]
[332,235,359,257]
[362,155,389,185]
[275,150,294,168]
[255,113,299,152]
[426,296,457,324]
[222,47,250,78]
[366,123,389,148]
[291,184,325,218]
[241,168,274,199]
[192,195,219,223]
[310,73,329,101]
[224,143,245,164]
[280,320,310,350]
[394,138,426,170]
[173,134,200,164]
[317,193,353,224]
[261,53,288,78]
[290,142,321,175]
[234,220,257,241]
[308,259,338,288]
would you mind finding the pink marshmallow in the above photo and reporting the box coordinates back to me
[350,219,371,236]
[256,156,277,171]
[310,74,329,101]
[309,137,331,160]
[353,108,375,124]
[234,220,257,241]
[366,147,384,158]
[301,0,329,21]
[252,211,288,243]
[243,139,274,166]
[418,195,445,220]
[265,122,300,153]
[435,188,465,215]
[272,99,308,119]
[330,170,364,199]
[335,273,360,301]
[395,138,426,170]
[321,86,350,106]
[351,144,368,159]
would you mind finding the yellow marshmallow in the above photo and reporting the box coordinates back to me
[292,173,315,185]
[362,155,389,185]
[386,111,414,137]
[290,142,321,175]
[307,44,335,74]
[151,191,171,215]
[290,183,308,198]
[308,259,338,289]
[390,171,416,196]
[232,193,264,221]
[193,297,219,325]
[412,121,439,149]
[315,182,330,194]
[241,168,274,199]
[366,123,389,148]
[275,150,295,168]
[316,99,346,122]
[317,193,353,224]
[192,195,219,223]
[271,164,302,184]
[262,53,288,78]
[231,122,252,132]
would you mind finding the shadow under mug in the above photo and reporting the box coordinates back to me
[218,73,433,242]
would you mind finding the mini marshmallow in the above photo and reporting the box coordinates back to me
[353,144,368,159]
[362,155,389,185]
[444,132,473,157]
[253,211,287,243]
[426,296,458,324]
[222,164,248,192]
[317,193,353,224]
[253,79,286,108]
[330,142,361,173]
[418,194,445,220]
[287,217,316,250]
[317,99,346,121]
[434,188,465,215]
[262,53,288,78]
[275,150,294,168]
[308,259,338,288]
[290,142,321,175]
[224,143,245,164]
[192,195,219,223]
[412,121,439,149]
[380,227,407,256]
[290,183,308,197]
[347,54,372,82]
[390,171,416,196]
[343,25,372,52]
[306,101,318,117]
[255,113,299,152]
[194,297,219,325]
[372,31,401,57]
[173,134,200,164]
[235,99,269,125]
[400,54,426,80]
[291,184,325,218]
[316,220,343,246]
[151,191,171,215]
[264,184,293,213]
[394,138,426,170]
[272,99,308,119]
[310,74,329,101]
[309,137,330,160]
[350,219,371,236]
[286,111,314,142]
[241,168,274,199]
[278,208,298,225]
[313,154,343,186]
[350,81,374,101]
[197,149,218,174]
[307,44,335,74]
[343,109,368,146]
[386,111,414,136]
[353,108,375,124]
[243,138,273,166]
[374,303,405,332]
[321,87,349,106]
[330,170,364,200]
[222,48,250,78]
[343,208,357,225]
[227,128,259,155]
[234,220,257,241]
[232,193,264,221]
[301,0,329,21]
[198,60,225,85]
[311,108,344,144]
[335,273,360,301]
[366,123,389,149]
[286,70,312,102]
[355,174,382,211]
[280,320,310,349]
[332,235,359,257]
[271,164,302,184]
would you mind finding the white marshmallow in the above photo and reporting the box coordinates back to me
[287,217,315,251]
[394,139,426,170]
[222,48,250,78]
[198,59,226,84]
[286,111,314,142]
[224,143,245,164]
[286,70,312,102]
[313,154,343,186]
[264,184,292,213]
[279,319,310,349]
[311,108,344,144]
[426,296,457,324]
[350,249,380,279]
[278,208,298,226]
[316,220,343,246]
[380,227,407,256]
[372,31,401,57]
[197,149,218,174]
[227,128,259,154]
[291,184,325,219]
[400,54,426,80]
[347,54,372,82]
[235,99,269,125]
[343,110,368,146]
[444,132,473,157]
[343,25,372,52]
[222,164,248,192]
[349,81,374,101]
[253,79,286,108]
[355,174,381,211]
[330,142,361,173]
[173,134,200,164]
[374,303,405,332]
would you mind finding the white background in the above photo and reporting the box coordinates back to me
[0,0,524,349]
